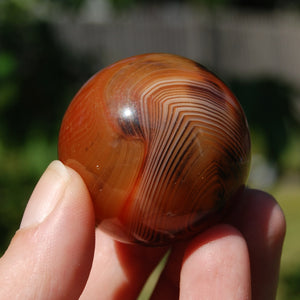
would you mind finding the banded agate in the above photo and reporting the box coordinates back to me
[58,53,251,246]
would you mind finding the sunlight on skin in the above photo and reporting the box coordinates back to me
[0,161,285,300]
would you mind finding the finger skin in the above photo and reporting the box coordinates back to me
[0,163,285,300]
[0,161,95,300]
[226,188,286,300]
[151,188,285,300]
[180,225,251,300]
[80,229,168,300]
[151,225,251,300]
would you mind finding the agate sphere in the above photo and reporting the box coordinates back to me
[58,53,251,246]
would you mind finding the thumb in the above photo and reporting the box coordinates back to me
[0,161,95,300]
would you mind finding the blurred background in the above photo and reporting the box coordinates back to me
[0,0,299,298]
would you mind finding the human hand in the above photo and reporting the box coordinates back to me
[0,161,285,299]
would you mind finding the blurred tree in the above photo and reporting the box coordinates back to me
[0,2,94,146]
[283,267,300,300]
[108,0,300,10]
[0,0,95,254]
[42,0,86,11]
[231,0,300,10]
[230,77,298,170]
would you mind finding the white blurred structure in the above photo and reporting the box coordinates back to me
[51,2,300,88]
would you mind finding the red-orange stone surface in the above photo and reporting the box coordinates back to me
[58,53,251,246]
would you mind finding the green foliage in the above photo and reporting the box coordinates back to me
[108,0,232,11]
[281,267,300,299]
[229,77,298,170]
[108,0,300,11]
[0,52,18,114]
[109,0,136,11]
[0,0,85,16]
[0,1,95,253]
[0,52,17,78]
[273,182,300,300]
[41,0,86,12]
[0,17,94,146]
[0,137,57,254]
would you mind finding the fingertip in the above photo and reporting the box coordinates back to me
[20,160,70,229]
[0,161,95,300]
[227,188,286,299]
[230,187,286,250]
[266,199,286,250]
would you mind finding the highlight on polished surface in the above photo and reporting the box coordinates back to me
[58,53,251,246]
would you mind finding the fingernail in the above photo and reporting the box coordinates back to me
[20,160,70,229]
